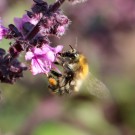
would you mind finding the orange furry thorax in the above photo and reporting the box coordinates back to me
[78,54,89,79]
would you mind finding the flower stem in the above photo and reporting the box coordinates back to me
[49,0,66,13]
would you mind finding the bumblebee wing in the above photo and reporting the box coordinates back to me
[84,73,111,99]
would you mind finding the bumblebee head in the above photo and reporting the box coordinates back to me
[58,45,80,64]
[65,45,80,62]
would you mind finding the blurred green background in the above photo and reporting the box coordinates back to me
[0,0,135,135]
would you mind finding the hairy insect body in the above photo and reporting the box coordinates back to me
[48,46,110,99]
[48,46,89,95]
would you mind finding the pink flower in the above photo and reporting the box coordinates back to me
[56,14,71,26]
[30,13,43,25]
[56,25,66,36]
[25,44,63,75]
[0,21,8,40]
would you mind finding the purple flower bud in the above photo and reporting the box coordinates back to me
[0,48,27,84]
[14,14,30,32]
[14,13,42,33]
[40,12,70,37]
[25,44,63,75]
[55,13,70,37]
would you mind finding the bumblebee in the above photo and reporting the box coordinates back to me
[48,45,110,98]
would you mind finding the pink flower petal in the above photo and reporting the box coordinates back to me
[25,51,34,60]
[31,58,45,75]
[41,44,51,53]
[54,45,63,53]
[46,51,55,62]
[33,47,44,55]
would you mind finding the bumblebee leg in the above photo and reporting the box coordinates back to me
[65,83,71,94]
[53,61,60,65]
[50,70,62,77]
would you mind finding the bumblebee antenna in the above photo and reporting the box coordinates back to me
[69,45,74,51]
